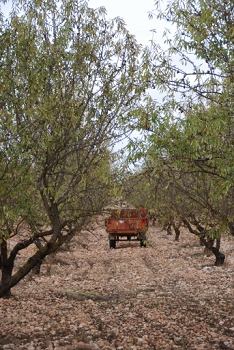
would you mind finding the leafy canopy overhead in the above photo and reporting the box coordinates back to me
[0,0,152,297]
[124,0,234,241]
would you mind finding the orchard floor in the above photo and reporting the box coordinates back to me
[0,222,234,350]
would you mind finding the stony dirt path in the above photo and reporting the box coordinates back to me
[0,222,234,350]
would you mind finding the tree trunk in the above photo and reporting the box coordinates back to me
[216,238,221,250]
[182,218,225,266]
[32,239,44,275]
[166,224,172,235]
[1,240,14,298]
[201,237,225,266]
[0,231,69,298]
[32,260,43,275]
[200,238,204,246]
[174,228,180,241]
[0,247,47,298]
[212,247,225,266]
[1,264,14,298]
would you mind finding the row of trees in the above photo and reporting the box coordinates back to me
[125,0,234,265]
[0,0,151,297]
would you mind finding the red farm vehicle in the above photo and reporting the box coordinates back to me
[105,208,149,248]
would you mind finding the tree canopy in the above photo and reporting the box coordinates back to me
[0,0,151,297]
[124,0,234,265]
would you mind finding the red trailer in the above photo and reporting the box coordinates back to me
[105,208,149,248]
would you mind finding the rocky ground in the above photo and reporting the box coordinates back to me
[0,220,234,350]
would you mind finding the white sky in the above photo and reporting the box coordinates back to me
[2,0,162,47]
[88,0,157,46]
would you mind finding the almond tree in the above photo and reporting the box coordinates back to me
[0,0,150,297]
[126,0,234,265]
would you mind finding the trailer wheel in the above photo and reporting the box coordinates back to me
[109,240,116,249]
[140,239,147,247]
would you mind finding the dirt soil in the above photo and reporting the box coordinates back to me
[0,220,234,350]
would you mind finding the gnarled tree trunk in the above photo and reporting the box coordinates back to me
[182,218,225,266]
[212,246,225,266]
[1,240,15,298]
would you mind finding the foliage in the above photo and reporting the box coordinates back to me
[126,0,234,263]
[0,0,150,297]
[151,0,234,105]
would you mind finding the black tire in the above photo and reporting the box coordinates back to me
[140,239,147,247]
[109,240,116,249]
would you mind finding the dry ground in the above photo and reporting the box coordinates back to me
[0,221,234,350]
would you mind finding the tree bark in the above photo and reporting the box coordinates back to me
[32,260,43,275]
[166,224,172,235]
[0,230,69,298]
[212,247,225,266]
[32,239,44,275]
[1,240,14,298]
[172,222,181,241]
[216,237,221,250]
[174,228,180,241]
[182,218,225,266]
[0,247,48,298]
